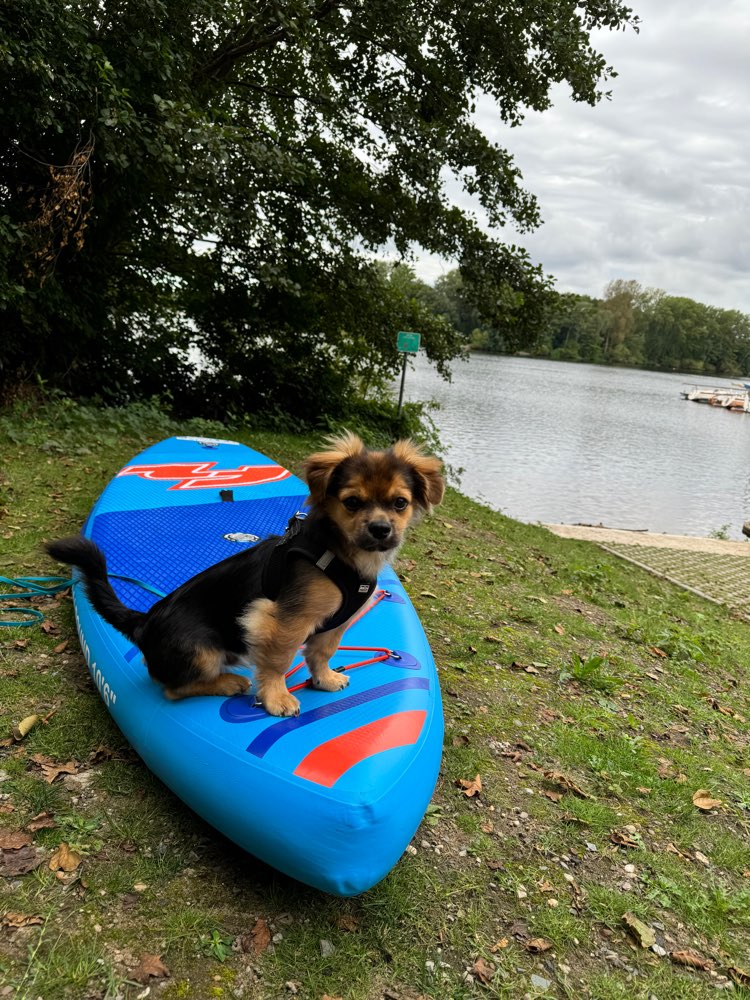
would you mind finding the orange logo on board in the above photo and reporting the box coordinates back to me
[117,462,292,491]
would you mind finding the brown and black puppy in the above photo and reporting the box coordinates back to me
[46,433,444,717]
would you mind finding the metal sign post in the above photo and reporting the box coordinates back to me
[396,331,421,417]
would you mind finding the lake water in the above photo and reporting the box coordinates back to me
[399,354,750,540]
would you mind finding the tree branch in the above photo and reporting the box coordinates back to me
[197,0,340,83]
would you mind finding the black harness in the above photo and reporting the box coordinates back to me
[261,514,377,633]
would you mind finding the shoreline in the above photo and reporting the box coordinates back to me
[544,522,750,555]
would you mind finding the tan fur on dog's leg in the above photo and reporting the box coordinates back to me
[163,646,250,699]
[255,670,301,717]
[242,599,302,716]
[242,583,343,716]
[304,624,350,692]
[165,673,250,700]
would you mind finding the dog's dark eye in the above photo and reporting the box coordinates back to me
[393,497,409,511]
[342,496,362,512]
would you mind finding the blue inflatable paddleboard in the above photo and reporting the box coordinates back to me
[71,435,443,895]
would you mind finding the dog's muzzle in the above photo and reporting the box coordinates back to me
[362,521,397,551]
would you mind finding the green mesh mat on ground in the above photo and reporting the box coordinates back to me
[601,542,750,617]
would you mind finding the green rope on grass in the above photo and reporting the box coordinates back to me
[0,575,74,628]
[0,572,166,628]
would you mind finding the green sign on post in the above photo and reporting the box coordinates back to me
[396,331,421,417]
[397,331,421,354]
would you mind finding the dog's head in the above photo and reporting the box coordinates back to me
[301,432,445,556]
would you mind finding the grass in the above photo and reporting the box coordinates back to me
[1,394,750,998]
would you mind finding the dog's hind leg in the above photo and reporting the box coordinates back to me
[162,647,250,700]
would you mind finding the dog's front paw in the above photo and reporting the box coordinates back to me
[312,669,350,693]
[263,692,301,717]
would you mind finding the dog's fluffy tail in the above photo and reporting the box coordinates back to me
[45,536,144,642]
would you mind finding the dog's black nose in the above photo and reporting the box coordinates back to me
[368,520,392,540]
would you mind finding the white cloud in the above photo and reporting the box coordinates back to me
[415,1,750,313]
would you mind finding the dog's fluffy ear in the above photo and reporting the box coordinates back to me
[302,431,365,503]
[392,440,445,511]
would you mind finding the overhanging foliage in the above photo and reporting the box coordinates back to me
[0,0,638,419]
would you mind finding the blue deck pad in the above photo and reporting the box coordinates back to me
[90,493,307,611]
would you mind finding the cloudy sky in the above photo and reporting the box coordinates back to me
[414,1,750,315]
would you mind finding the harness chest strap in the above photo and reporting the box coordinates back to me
[261,518,377,633]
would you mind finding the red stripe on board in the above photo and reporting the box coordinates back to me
[293,710,427,787]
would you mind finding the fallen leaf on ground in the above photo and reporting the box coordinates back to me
[610,830,639,849]
[0,831,31,851]
[0,803,15,814]
[553,624,565,635]
[657,758,676,779]
[1,912,44,929]
[26,812,57,832]
[473,957,495,984]
[694,850,710,867]
[491,938,509,952]
[89,745,137,765]
[130,954,170,983]
[539,708,560,722]
[543,770,591,799]
[53,640,69,654]
[729,966,750,987]
[12,715,40,741]
[569,878,586,913]
[622,912,656,949]
[48,842,82,873]
[238,917,272,955]
[670,949,713,971]
[0,845,43,876]
[648,646,668,658]
[692,789,722,811]
[540,789,563,803]
[510,660,539,674]
[336,914,359,932]
[456,774,482,797]
[508,920,530,939]
[525,938,552,953]
[666,842,692,861]
[30,754,78,783]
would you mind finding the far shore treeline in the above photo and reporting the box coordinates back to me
[425,273,750,378]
